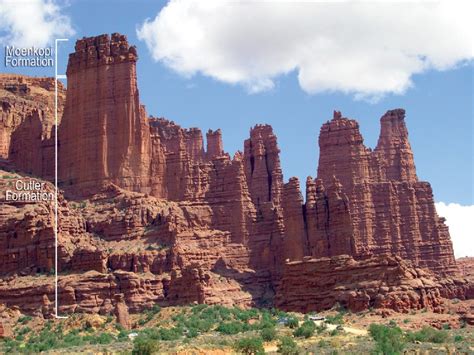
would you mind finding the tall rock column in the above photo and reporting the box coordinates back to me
[374,109,417,182]
[206,129,224,159]
[304,177,354,258]
[58,33,152,196]
[282,177,308,260]
[244,125,285,278]
[317,111,372,189]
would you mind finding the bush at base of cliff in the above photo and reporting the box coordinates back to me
[132,335,160,355]
[233,336,265,355]
[260,326,277,341]
[293,320,316,339]
[406,326,449,344]
[369,324,406,355]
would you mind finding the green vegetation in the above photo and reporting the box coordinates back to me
[405,326,449,344]
[260,326,276,341]
[277,336,299,354]
[233,336,264,355]
[326,311,345,325]
[138,304,161,326]
[17,316,32,324]
[132,333,160,355]
[285,316,299,329]
[293,320,316,338]
[1,305,467,354]
[369,324,406,355]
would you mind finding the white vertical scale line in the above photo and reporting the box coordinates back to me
[55,38,68,319]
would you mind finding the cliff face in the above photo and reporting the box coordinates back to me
[58,34,152,195]
[275,255,471,313]
[0,74,65,179]
[306,110,457,275]
[0,33,467,317]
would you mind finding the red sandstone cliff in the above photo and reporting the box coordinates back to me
[58,34,152,195]
[0,33,469,317]
[307,110,457,275]
[0,74,65,179]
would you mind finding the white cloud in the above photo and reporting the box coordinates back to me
[137,0,473,99]
[0,0,74,47]
[435,202,474,258]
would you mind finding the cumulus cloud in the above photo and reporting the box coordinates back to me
[0,0,74,47]
[435,202,474,258]
[137,0,473,99]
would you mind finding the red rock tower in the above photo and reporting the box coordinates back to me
[374,108,418,182]
[311,109,458,275]
[58,33,151,195]
[206,129,224,158]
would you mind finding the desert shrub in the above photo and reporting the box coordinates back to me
[318,339,329,347]
[18,315,32,324]
[256,310,277,329]
[316,322,327,334]
[186,327,199,338]
[326,312,344,325]
[454,335,464,342]
[188,316,214,332]
[260,327,277,341]
[132,334,160,355]
[117,328,130,341]
[406,326,449,344]
[157,327,182,341]
[286,316,299,329]
[141,306,161,324]
[293,320,316,339]
[92,332,114,345]
[232,307,259,322]
[23,327,60,352]
[58,329,84,348]
[369,324,406,355]
[217,321,246,335]
[16,326,31,337]
[277,336,299,354]
[233,336,264,355]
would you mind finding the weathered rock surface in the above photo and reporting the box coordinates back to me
[275,255,472,313]
[292,110,458,275]
[0,33,470,317]
[457,257,474,281]
[0,74,65,179]
[58,34,152,196]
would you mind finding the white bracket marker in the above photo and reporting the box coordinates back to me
[55,38,68,319]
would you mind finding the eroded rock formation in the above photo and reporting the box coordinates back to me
[275,255,472,313]
[0,33,470,317]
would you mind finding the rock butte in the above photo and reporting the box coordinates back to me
[0,33,472,317]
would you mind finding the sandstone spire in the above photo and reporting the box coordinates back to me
[206,129,224,159]
[374,108,418,182]
[317,111,372,189]
[58,33,152,196]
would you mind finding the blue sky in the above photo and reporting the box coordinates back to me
[1,0,473,255]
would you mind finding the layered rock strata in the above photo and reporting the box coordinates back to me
[275,255,472,313]
[305,110,458,275]
[0,33,469,317]
[58,34,151,196]
[0,74,65,179]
